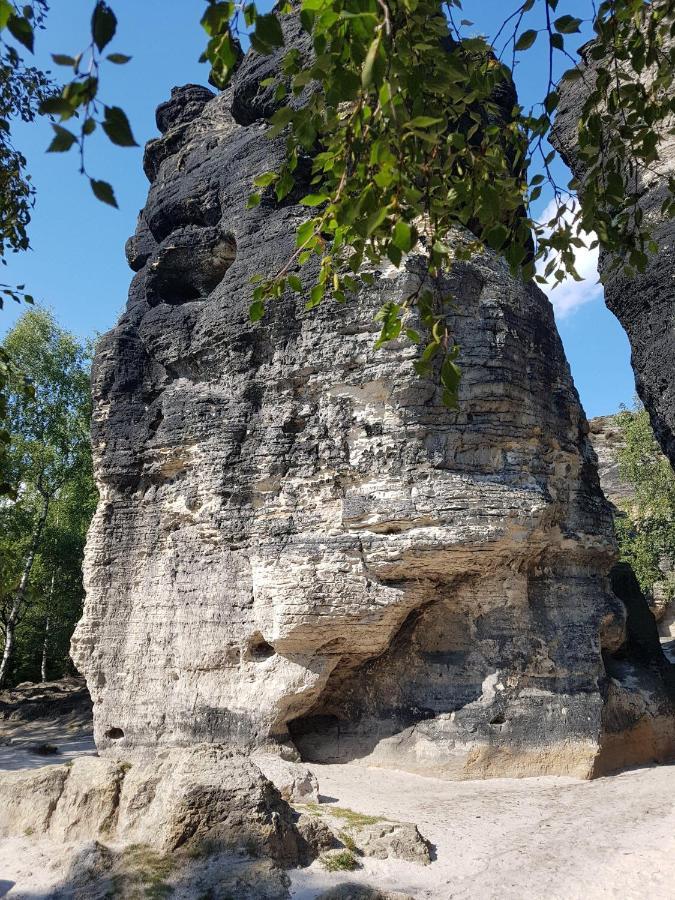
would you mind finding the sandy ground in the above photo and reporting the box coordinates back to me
[0,751,672,899]
[0,693,672,900]
[289,762,675,900]
[0,678,95,773]
[0,720,95,772]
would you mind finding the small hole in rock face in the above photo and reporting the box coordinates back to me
[489,713,506,726]
[247,633,275,661]
[105,727,125,740]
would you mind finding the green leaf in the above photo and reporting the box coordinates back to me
[0,1,12,31]
[246,193,261,208]
[102,106,138,147]
[287,274,302,292]
[544,91,559,114]
[366,207,388,234]
[51,54,77,67]
[300,193,330,207]
[90,178,118,208]
[440,355,461,396]
[392,221,414,252]
[515,29,538,51]
[253,171,278,188]
[201,2,234,36]
[249,299,266,321]
[47,125,77,153]
[39,96,74,118]
[305,283,324,309]
[296,219,315,248]
[107,53,132,64]
[554,15,582,34]
[405,116,444,129]
[375,302,402,347]
[91,1,117,52]
[7,14,33,52]
[361,35,380,89]
[252,13,284,53]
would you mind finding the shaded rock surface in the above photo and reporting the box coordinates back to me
[71,25,673,779]
[588,415,675,638]
[597,564,675,774]
[554,47,675,472]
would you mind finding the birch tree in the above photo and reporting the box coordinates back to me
[0,309,93,687]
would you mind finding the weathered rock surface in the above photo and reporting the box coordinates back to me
[554,50,675,472]
[587,416,635,510]
[588,415,675,638]
[254,752,320,802]
[599,564,675,773]
[70,26,674,779]
[0,746,303,863]
[316,888,414,900]
[350,822,432,865]
[10,841,292,900]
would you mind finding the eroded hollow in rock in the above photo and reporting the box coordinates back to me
[104,727,125,740]
[246,633,275,662]
[146,231,237,306]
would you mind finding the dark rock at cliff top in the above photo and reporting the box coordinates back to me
[554,42,675,472]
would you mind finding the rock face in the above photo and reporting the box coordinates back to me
[72,31,663,779]
[554,53,675,471]
[587,416,635,510]
[588,415,675,640]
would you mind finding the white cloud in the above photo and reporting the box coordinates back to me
[535,199,604,318]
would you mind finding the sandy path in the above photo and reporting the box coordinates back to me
[290,762,675,899]
[0,720,95,772]
[0,755,672,898]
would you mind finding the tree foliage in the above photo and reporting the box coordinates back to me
[0,310,96,686]
[615,406,675,599]
[200,0,675,396]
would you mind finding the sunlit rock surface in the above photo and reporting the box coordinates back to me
[72,36,670,778]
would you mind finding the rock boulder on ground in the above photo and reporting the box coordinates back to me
[0,746,303,864]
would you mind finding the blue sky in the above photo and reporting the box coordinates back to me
[0,0,634,418]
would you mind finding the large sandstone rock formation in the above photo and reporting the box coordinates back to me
[71,29,671,779]
[554,48,675,471]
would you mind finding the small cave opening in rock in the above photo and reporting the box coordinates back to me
[490,713,506,726]
[287,714,343,758]
[104,727,125,740]
[246,633,275,662]
[147,233,237,306]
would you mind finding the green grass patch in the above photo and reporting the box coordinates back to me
[327,806,384,827]
[320,850,360,872]
[337,830,358,853]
